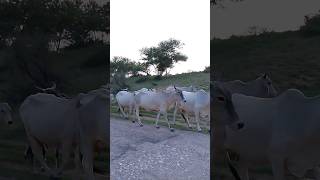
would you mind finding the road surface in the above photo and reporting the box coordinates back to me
[110,118,210,180]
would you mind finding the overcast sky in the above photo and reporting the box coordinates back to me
[111,0,210,75]
[212,0,320,39]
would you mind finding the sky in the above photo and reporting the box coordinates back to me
[212,0,320,39]
[111,0,210,75]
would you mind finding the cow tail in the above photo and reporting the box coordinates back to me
[226,151,241,180]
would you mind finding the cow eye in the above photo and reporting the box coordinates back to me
[216,96,225,101]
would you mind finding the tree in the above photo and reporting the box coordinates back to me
[140,38,188,77]
[300,12,320,37]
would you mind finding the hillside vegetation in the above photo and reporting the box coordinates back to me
[213,31,320,96]
[126,72,210,91]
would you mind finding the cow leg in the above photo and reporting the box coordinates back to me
[135,106,143,127]
[164,111,173,132]
[55,148,60,169]
[173,102,178,125]
[314,166,320,180]
[268,150,286,180]
[195,110,202,132]
[237,161,250,180]
[155,111,161,128]
[128,105,134,123]
[27,136,53,175]
[181,112,191,128]
[117,103,127,119]
[55,139,75,178]
[81,139,95,180]
[71,145,83,180]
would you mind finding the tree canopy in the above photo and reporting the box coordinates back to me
[140,38,188,77]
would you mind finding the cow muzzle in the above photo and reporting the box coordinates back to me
[237,122,244,130]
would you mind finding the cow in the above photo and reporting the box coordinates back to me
[218,73,277,98]
[115,88,151,121]
[225,89,320,180]
[212,74,277,177]
[172,90,210,132]
[134,86,186,131]
[0,103,13,125]
[20,90,107,179]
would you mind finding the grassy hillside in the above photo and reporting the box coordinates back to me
[213,31,320,96]
[126,72,210,91]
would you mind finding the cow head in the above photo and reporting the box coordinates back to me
[258,73,278,97]
[213,82,244,130]
[174,85,186,103]
[0,103,13,125]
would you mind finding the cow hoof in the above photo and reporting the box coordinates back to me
[170,128,175,132]
[132,121,135,123]
[140,124,143,127]
[156,126,160,129]
[40,167,45,172]
[197,129,202,132]
[125,117,129,120]
[188,126,192,129]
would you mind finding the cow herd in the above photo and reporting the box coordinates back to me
[2,73,319,180]
[213,73,320,180]
[0,85,108,180]
[113,85,210,132]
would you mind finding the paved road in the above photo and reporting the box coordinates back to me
[110,118,210,180]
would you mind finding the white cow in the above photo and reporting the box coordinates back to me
[20,91,107,179]
[115,88,151,121]
[225,89,320,180]
[173,90,210,132]
[0,103,13,125]
[134,87,185,131]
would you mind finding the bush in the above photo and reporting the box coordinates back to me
[135,76,149,83]
[203,66,210,73]
[154,75,162,81]
[300,14,320,37]
[83,45,109,68]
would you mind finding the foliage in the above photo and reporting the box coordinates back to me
[213,29,320,96]
[110,56,146,92]
[0,0,110,50]
[300,12,320,37]
[203,66,210,73]
[140,38,188,76]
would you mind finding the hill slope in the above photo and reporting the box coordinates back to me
[126,72,210,91]
[213,31,320,96]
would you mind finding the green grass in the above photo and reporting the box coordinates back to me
[213,31,320,96]
[126,72,210,91]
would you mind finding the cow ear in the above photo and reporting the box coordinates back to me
[263,73,268,79]
[3,103,11,111]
